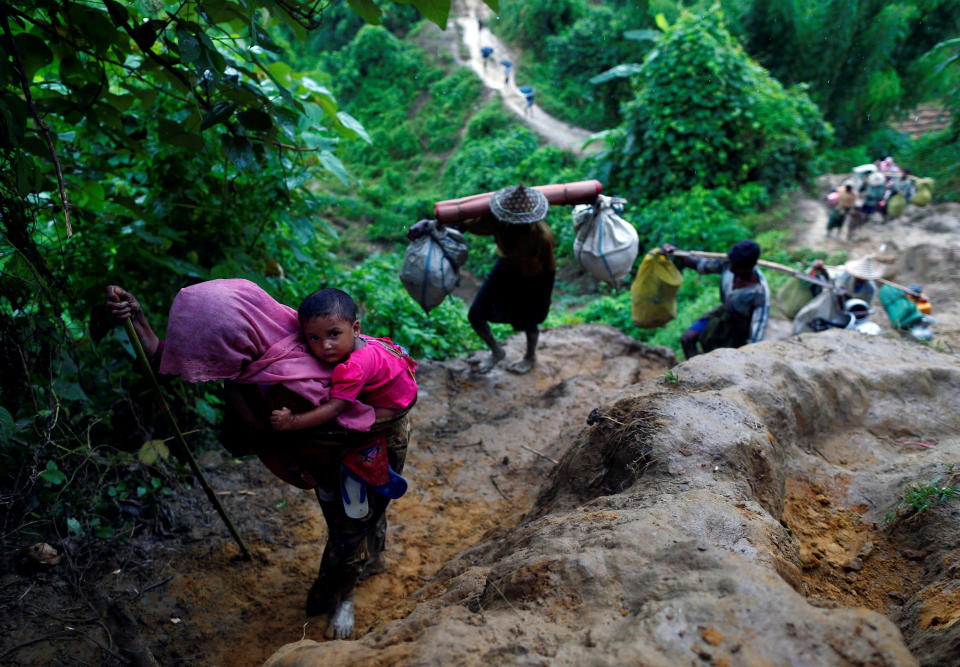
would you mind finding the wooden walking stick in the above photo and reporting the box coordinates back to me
[123,319,252,561]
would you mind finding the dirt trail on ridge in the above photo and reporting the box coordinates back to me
[448,0,598,155]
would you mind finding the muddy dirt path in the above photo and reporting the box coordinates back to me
[0,327,670,666]
[194,326,670,665]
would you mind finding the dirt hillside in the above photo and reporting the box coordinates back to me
[3,192,959,665]
[3,5,960,660]
[265,332,960,667]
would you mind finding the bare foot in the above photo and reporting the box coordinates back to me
[325,592,355,639]
[506,357,535,374]
[476,348,505,374]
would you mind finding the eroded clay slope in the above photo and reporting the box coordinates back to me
[266,330,960,666]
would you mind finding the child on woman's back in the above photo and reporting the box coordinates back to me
[270,288,417,431]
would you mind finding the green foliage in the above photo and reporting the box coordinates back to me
[601,9,830,204]
[526,4,654,130]
[494,0,586,50]
[903,130,960,201]
[324,252,481,360]
[883,474,960,527]
[627,186,754,252]
[731,0,960,141]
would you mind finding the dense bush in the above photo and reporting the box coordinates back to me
[494,0,586,50]
[904,130,960,201]
[729,0,960,142]
[600,9,831,203]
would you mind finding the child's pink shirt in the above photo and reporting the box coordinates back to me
[330,336,418,411]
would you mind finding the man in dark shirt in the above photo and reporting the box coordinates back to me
[662,240,770,359]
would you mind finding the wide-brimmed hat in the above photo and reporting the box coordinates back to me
[489,184,549,224]
[843,256,884,280]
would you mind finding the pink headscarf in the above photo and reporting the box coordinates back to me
[159,279,375,431]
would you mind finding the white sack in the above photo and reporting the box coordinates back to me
[572,194,639,285]
[792,289,853,335]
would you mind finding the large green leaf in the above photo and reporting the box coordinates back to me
[137,439,170,465]
[624,29,659,42]
[336,111,371,143]
[408,0,450,27]
[53,379,89,403]
[319,150,349,186]
[238,109,273,132]
[589,63,643,85]
[201,101,236,130]
[14,33,53,80]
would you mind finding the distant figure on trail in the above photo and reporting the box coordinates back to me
[481,45,493,70]
[891,169,916,203]
[105,280,415,641]
[519,85,535,116]
[408,184,556,375]
[859,171,888,225]
[827,183,856,238]
[661,240,770,359]
[501,59,512,86]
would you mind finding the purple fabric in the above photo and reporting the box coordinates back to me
[159,279,375,431]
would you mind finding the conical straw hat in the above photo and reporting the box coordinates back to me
[843,256,884,280]
[489,184,549,224]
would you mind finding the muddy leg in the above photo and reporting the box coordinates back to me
[306,490,369,620]
[507,327,538,374]
[680,329,701,360]
[468,313,505,373]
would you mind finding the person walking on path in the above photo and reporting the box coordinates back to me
[519,85,535,116]
[501,59,512,86]
[661,240,770,359]
[408,184,556,375]
[827,183,856,238]
[481,45,493,70]
[105,281,414,640]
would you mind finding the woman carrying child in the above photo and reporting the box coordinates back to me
[269,288,418,636]
[105,280,416,640]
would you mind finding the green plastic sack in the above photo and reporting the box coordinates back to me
[776,277,816,319]
[886,192,906,219]
[630,253,683,328]
[915,177,935,193]
[911,186,932,206]
[878,284,924,330]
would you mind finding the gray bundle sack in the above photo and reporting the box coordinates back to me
[572,194,639,285]
[401,220,468,313]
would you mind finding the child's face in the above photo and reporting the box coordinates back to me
[302,315,360,365]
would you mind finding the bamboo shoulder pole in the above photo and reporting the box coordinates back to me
[666,250,836,290]
[124,319,252,561]
[666,249,922,297]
